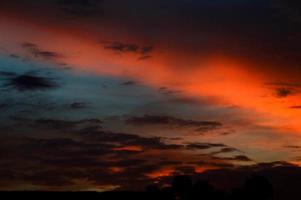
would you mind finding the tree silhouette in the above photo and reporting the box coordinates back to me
[144,174,273,200]
[231,175,274,200]
[192,180,224,200]
[172,175,193,200]
[146,184,162,199]
[10,174,273,200]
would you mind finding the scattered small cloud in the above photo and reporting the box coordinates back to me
[275,88,293,98]
[103,42,154,60]
[5,74,59,91]
[57,0,104,18]
[290,105,301,109]
[213,155,253,162]
[0,103,9,110]
[159,87,181,95]
[126,115,221,127]
[70,102,88,109]
[211,147,241,155]
[121,81,137,86]
[35,118,102,130]
[265,82,300,98]
[22,42,62,60]
[138,55,152,60]
[284,145,301,149]
[186,143,226,150]
[9,54,20,59]
[0,71,16,77]
[125,115,223,134]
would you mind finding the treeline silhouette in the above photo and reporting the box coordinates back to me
[1,175,274,200]
[143,175,273,200]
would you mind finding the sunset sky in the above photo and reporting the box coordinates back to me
[1,0,301,191]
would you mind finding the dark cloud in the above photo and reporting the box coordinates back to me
[138,55,152,60]
[22,42,62,60]
[14,117,183,151]
[5,74,59,91]
[284,145,301,149]
[121,81,137,86]
[158,87,181,95]
[185,143,245,160]
[0,71,17,77]
[186,143,226,150]
[168,97,204,105]
[125,115,222,131]
[103,42,154,60]
[213,155,253,162]
[0,0,104,24]
[57,0,104,18]
[194,126,223,134]
[255,161,295,169]
[0,118,186,190]
[232,155,253,162]
[158,161,183,166]
[208,162,236,168]
[290,105,301,109]
[265,82,300,98]
[104,42,139,53]
[9,54,20,59]
[0,116,297,192]
[0,103,9,110]
[140,46,153,55]
[70,102,88,109]
[78,126,184,151]
[109,159,146,167]
[35,118,102,130]
[212,147,241,155]
[0,137,118,187]
[275,88,293,98]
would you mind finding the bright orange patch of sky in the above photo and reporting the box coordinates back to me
[145,168,175,179]
[109,167,125,174]
[195,166,218,174]
[112,145,143,152]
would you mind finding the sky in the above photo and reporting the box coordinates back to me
[0,0,301,191]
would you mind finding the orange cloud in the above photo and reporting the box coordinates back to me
[109,167,125,174]
[145,168,175,179]
[112,146,143,152]
[194,166,219,174]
